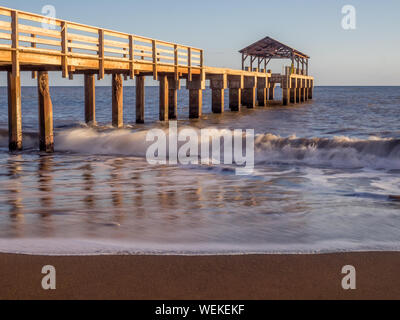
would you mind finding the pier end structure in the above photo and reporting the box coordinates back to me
[0,6,313,153]
[239,36,314,106]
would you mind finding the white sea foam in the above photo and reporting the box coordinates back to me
[51,128,400,170]
[0,238,400,256]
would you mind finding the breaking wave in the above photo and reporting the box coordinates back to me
[1,127,399,170]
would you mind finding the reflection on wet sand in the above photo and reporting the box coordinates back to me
[37,155,54,236]
[82,163,95,209]
[6,156,24,235]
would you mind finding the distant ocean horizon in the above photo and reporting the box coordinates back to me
[0,86,399,255]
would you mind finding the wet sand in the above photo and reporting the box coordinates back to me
[0,252,399,300]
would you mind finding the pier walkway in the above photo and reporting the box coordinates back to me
[0,6,313,152]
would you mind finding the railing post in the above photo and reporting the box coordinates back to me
[98,29,104,80]
[152,40,157,80]
[129,35,135,79]
[188,47,192,82]
[61,21,69,78]
[31,34,37,79]
[200,49,205,82]
[9,10,22,151]
[174,44,178,81]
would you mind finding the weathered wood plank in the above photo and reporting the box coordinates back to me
[37,71,54,152]
[84,74,96,124]
[112,73,123,128]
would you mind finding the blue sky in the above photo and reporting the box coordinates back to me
[1,0,399,86]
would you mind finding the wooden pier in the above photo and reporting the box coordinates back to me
[0,6,314,152]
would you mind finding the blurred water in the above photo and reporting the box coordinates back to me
[0,86,399,255]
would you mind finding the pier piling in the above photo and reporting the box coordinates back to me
[84,74,96,125]
[269,83,276,101]
[168,77,179,119]
[112,74,123,128]
[210,75,227,114]
[37,72,54,153]
[159,74,169,121]
[7,71,22,151]
[0,7,314,153]
[136,76,145,124]
[228,75,243,112]
[257,77,267,107]
[187,76,204,119]
[242,76,256,108]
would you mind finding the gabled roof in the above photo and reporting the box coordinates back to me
[239,36,310,60]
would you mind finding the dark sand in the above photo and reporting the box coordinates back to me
[0,252,399,300]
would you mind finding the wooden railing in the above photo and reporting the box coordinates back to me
[0,6,204,81]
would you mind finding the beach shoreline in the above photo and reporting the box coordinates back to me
[1,252,399,300]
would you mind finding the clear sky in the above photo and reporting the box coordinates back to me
[1,0,399,86]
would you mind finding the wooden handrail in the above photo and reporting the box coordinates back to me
[0,5,203,78]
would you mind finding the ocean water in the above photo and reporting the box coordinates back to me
[0,86,399,255]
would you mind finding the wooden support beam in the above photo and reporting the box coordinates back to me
[296,79,301,103]
[212,89,224,114]
[210,75,227,114]
[159,74,169,121]
[189,89,202,119]
[112,74,123,128]
[290,78,297,104]
[11,11,19,78]
[84,74,96,125]
[269,83,276,101]
[7,71,22,151]
[31,34,37,79]
[168,77,179,120]
[129,35,135,79]
[174,45,179,81]
[308,80,314,99]
[136,75,145,124]
[61,21,69,78]
[37,72,54,153]
[228,75,243,112]
[188,47,192,82]
[229,88,241,112]
[187,76,204,119]
[152,40,158,81]
[300,79,305,103]
[242,76,256,108]
[257,77,267,107]
[98,29,105,80]
[282,77,290,106]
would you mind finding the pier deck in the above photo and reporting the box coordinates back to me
[0,6,314,152]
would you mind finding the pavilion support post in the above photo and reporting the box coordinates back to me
[136,75,145,124]
[37,71,54,153]
[242,76,256,109]
[290,78,297,104]
[168,77,180,119]
[187,75,204,119]
[8,71,22,151]
[112,74,123,128]
[84,74,96,125]
[228,75,243,112]
[210,74,227,114]
[257,77,267,107]
[159,74,169,121]
[268,83,276,101]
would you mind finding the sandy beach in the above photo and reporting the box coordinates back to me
[0,252,399,300]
